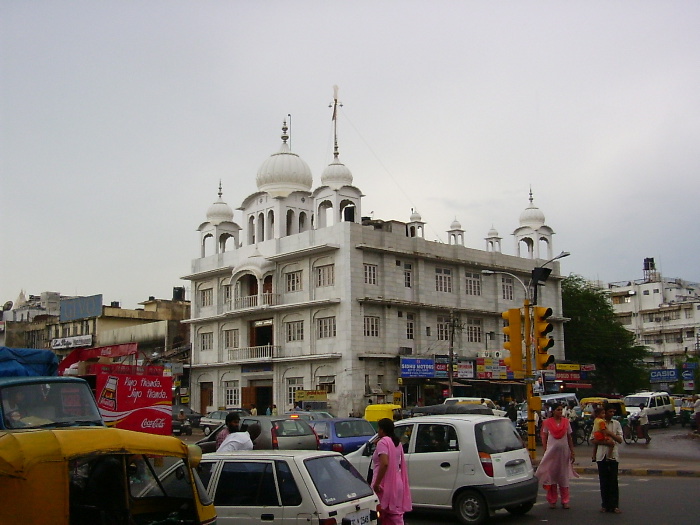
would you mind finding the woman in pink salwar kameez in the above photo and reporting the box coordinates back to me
[535,403,579,509]
[371,418,412,525]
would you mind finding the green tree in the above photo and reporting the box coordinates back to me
[562,275,649,394]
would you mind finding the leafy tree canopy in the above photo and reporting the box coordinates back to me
[562,274,649,394]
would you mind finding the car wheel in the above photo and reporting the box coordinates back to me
[505,501,534,515]
[203,426,211,436]
[663,415,671,428]
[454,490,488,525]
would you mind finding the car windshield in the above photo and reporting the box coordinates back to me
[274,419,313,436]
[1,382,103,429]
[304,455,373,506]
[623,396,647,407]
[334,420,375,438]
[475,419,525,454]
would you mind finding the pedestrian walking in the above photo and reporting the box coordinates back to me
[535,403,578,509]
[371,418,412,524]
[250,403,257,416]
[595,405,623,513]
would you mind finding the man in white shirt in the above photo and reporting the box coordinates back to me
[594,406,623,514]
[637,403,651,443]
[217,422,261,452]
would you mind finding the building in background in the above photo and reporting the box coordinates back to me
[183,115,566,417]
[609,257,700,370]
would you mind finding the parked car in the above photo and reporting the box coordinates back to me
[172,404,202,427]
[347,414,538,524]
[284,410,335,420]
[623,391,675,427]
[308,418,376,454]
[196,415,319,453]
[189,450,379,524]
[200,408,250,435]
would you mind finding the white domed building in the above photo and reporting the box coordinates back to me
[183,106,566,418]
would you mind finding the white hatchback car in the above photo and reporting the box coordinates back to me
[196,450,379,524]
[346,414,538,524]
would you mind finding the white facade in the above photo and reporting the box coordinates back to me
[608,260,700,368]
[183,121,565,417]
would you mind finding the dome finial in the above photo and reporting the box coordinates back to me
[329,85,343,160]
[281,119,289,144]
[218,179,223,199]
[529,186,534,205]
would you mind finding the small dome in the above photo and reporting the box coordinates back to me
[519,191,546,229]
[256,121,313,198]
[410,209,422,222]
[450,218,462,230]
[320,156,353,189]
[487,225,500,237]
[207,196,234,225]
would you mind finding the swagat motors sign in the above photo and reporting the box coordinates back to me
[649,369,678,383]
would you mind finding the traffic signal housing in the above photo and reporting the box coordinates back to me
[534,306,555,369]
[501,308,523,374]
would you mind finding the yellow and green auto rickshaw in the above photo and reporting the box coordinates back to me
[0,427,216,525]
[363,403,403,430]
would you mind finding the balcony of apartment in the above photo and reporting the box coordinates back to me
[228,293,280,311]
[225,344,341,364]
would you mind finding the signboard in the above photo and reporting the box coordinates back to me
[294,390,328,402]
[556,371,581,381]
[476,357,508,379]
[580,364,596,372]
[400,358,435,378]
[649,369,678,383]
[684,381,695,391]
[683,362,698,369]
[51,334,93,350]
[60,294,103,322]
[556,363,581,371]
[457,360,475,379]
[434,355,449,378]
[681,369,694,381]
[96,372,172,435]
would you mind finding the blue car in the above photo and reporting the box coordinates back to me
[308,418,376,454]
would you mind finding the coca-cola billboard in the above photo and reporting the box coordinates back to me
[95,372,172,435]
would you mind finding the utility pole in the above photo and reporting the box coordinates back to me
[448,310,455,397]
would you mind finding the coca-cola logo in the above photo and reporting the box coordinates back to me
[141,418,166,429]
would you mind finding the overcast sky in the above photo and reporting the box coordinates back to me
[2,1,699,310]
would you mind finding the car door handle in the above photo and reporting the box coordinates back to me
[261,514,275,521]
[441,462,451,468]
[506,459,525,467]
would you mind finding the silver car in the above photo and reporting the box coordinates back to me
[197,416,319,452]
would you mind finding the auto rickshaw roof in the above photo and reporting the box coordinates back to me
[0,427,191,478]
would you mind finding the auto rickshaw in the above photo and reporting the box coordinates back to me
[363,403,402,430]
[0,427,217,525]
[679,397,696,427]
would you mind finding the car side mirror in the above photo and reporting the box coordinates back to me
[363,441,375,457]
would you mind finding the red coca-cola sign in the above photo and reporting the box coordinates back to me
[96,372,172,435]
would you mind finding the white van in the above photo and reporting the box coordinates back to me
[444,397,507,417]
[346,414,538,524]
[623,391,675,427]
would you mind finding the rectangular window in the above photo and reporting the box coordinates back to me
[685,309,694,319]
[223,329,239,349]
[465,272,481,296]
[437,315,450,341]
[465,317,482,343]
[317,317,336,339]
[316,264,335,287]
[364,264,378,285]
[223,285,232,304]
[317,376,336,394]
[200,288,213,307]
[224,380,240,407]
[406,314,414,340]
[404,263,413,288]
[285,320,304,342]
[200,332,213,351]
[286,270,302,292]
[287,377,303,406]
[364,316,380,337]
[501,276,514,301]
[435,268,452,293]
[643,290,650,296]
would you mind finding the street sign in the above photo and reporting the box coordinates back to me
[650,369,678,383]
[681,369,694,380]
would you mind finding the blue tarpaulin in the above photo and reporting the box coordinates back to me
[0,347,58,377]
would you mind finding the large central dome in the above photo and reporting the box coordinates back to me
[256,121,313,198]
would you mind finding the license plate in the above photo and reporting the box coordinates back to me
[506,464,526,476]
[342,508,371,525]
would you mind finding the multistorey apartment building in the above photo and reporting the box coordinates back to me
[183,119,566,417]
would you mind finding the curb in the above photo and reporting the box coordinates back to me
[573,466,700,478]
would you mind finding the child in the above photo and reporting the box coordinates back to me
[591,406,615,461]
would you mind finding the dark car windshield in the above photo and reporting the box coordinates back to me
[475,419,525,454]
[304,455,373,506]
[334,419,375,438]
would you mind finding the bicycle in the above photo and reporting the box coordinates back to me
[623,415,639,444]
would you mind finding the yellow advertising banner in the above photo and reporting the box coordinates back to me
[294,390,328,402]
[556,363,581,371]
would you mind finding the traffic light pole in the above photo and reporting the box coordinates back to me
[523,298,537,461]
